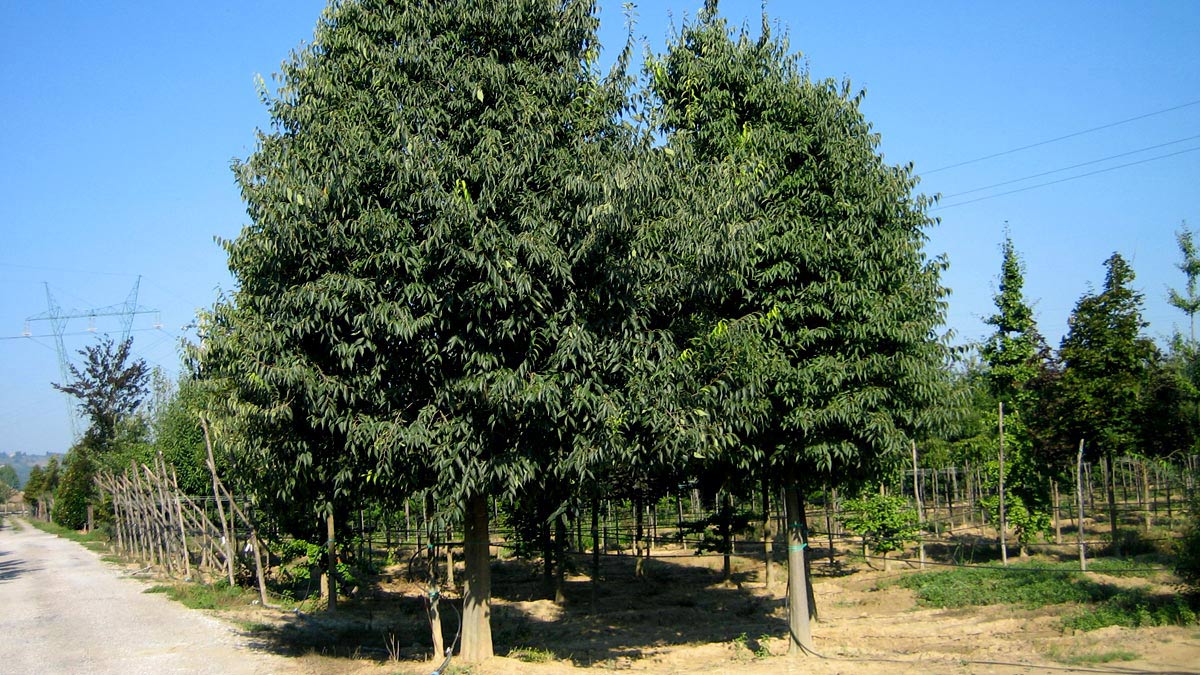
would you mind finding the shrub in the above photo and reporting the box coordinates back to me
[981,493,1049,555]
[1174,491,1200,592]
[840,494,920,564]
[51,450,95,530]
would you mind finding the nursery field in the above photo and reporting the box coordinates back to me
[160,523,1199,675]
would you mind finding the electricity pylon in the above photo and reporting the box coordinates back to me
[25,276,158,439]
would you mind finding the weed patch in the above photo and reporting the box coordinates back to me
[894,563,1200,632]
[1063,591,1197,631]
[142,581,255,610]
[24,518,109,547]
[893,564,1094,609]
[1045,645,1138,665]
[508,646,556,663]
[235,620,273,634]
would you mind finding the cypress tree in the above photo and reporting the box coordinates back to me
[1060,253,1155,551]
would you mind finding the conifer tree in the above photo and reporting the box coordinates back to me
[1060,253,1155,550]
[981,236,1043,407]
[979,235,1054,548]
[1169,224,1200,344]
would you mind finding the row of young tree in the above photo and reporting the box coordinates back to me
[33,0,1199,664]
[930,229,1200,559]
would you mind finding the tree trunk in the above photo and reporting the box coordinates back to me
[720,491,732,583]
[784,481,814,656]
[590,494,600,612]
[429,592,445,661]
[326,511,338,612]
[1139,461,1151,531]
[1104,453,1120,556]
[1052,480,1062,545]
[998,402,1008,566]
[461,493,493,662]
[676,494,685,550]
[646,504,655,568]
[949,467,958,532]
[555,516,567,605]
[1166,468,1174,527]
[1077,440,1088,571]
[635,497,646,578]
[445,523,455,589]
[575,507,584,553]
[797,495,818,621]
[911,441,926,568]
[541,511,553,596]
[824,492,835,566]
[762,477,773,587]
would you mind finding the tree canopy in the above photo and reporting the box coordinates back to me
[197,0,956,661]
[52,336,149,452]
[201,0,640,658]
[648,5,951,652]
[1059,253,1154,461]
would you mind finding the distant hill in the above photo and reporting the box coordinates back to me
[0,452,63,488]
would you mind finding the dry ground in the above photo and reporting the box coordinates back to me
[191,537,1200,675]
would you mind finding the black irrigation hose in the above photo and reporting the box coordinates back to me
[853,552,1170,574]
[416,584,461,675]
[799,651,1182,674]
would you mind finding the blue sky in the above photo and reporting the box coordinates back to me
[2,1,1197,456]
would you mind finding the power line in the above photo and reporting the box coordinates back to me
[0,261,138,277]
[925,98,1200,174]
[933,145,1200,211]
[0,327,170,341]
[941,133,1200,199]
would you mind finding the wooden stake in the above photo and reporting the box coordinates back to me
[998,402,1008,566]
[1076,439,1088,572]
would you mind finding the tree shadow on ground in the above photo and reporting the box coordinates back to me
[0,550,36,583]
[238,550,791,666]
[488,553,788,665]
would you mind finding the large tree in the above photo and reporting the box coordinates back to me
[649,4,951,654]
[203,0,635,658]
[1059,253,1155,549]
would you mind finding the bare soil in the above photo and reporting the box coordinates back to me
[0,517,305,675]
[7,511,1196,675]
[206,539,1200,675]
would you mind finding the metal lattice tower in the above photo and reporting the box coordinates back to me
[25,276,158,439]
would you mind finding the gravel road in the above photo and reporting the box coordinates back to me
[0,517,305,675]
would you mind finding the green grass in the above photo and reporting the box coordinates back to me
[893,564,1094,609]
[143,581,255,610]
[1062,592,1197,631]
[508,647,557,663]
[1045,646,1138,665]
[893,562,1199,632]
[23,518,109,546]
[234,620,273,634]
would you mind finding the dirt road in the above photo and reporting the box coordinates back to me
[0,518,305,675]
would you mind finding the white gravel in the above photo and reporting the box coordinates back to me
[0,518,304,675]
